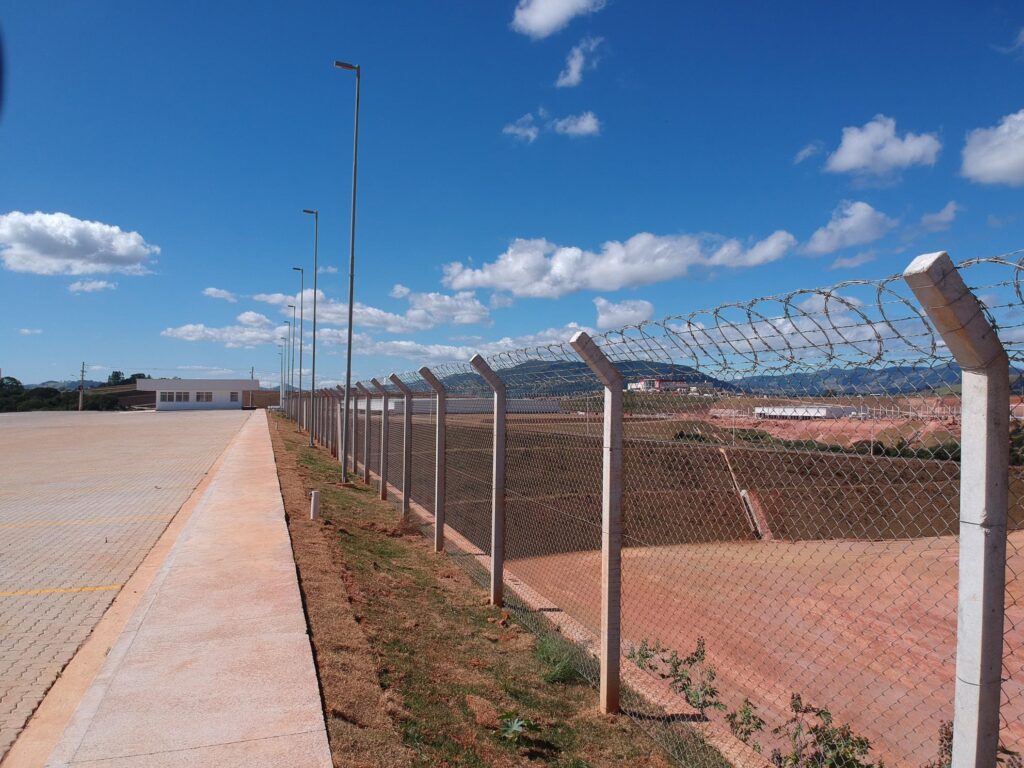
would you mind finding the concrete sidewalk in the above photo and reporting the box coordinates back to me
[41,410,331,767]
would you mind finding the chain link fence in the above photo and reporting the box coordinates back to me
[288,251,1024,768]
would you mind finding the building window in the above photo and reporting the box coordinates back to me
[160,391,170,402]
[230,392,239,402]
[196,392,213,403]
[174,391,189,402]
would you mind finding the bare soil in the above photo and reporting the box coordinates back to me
[270,414,674,768]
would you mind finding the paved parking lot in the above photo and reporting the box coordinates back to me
[0,410,250,758]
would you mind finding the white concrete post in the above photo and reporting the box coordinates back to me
[904,251,1009,768]
[371,379,390,500]
[469,354,506,607]
[389,374,413,518]
[570,331,623,715]
[339,391,348,462]
[357,383,372,484]
[355,389,362,475]
[310,490,320,520]
[419,366,447,552]
[350,386,359,476]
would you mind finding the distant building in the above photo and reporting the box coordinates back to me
[627,379,704,393]
[135,379,261,411]
[753,405,859,420]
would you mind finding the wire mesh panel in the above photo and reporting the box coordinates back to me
[386,388,403,496]
[479,346,605,639]
[432,363,493,557]
[355,252,1024,767]
[584,258,1023,766]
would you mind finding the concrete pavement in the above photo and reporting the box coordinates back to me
[0,411,250,757]
[32,410,330,767]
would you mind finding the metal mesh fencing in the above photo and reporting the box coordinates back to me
[338,252,1024,767]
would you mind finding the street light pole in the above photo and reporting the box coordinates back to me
[292,266,304,425]
[303,208,319,448]
[288,303,297,397]
[335,58,360,478]
[277,347,284,405]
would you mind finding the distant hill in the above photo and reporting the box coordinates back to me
[30,379,107,391]
[430,359,1020,398]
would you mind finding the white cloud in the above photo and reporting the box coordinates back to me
[707,230,797,268]
[803,201,896,256]
[390,284,411,299]
[176,365,236,375]
[995,28,1024,54]
[920,201,960,232]
[825,115,940,178]
[0,211,159,276]
[18,328,42,335]
[830,250,877,270]
[443,229,797,299]
[322,323,595,366]
[161,322,289,349]
[237,311,272,327]
[794,142,822,164]
[318,265,338,274]
[503,113,540,143]
[253,287,490,333]
[594,297,654,329]
[511,0,605,39]
[490,293,514,309]
[69,279,117,293]
[203,287,237,303]
[552,111,600,137]
[556,36,602,88]
[962,108,1024,186]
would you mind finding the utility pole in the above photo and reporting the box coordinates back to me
[250,366,254,380]
[78,361,85,411]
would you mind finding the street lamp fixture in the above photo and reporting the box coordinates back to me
[292,266,304,423]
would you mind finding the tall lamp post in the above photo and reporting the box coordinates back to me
[302,209,319,448]
[292,266,305,426]
[282,324,291,407]
[277,347,284,405]
[288,303,297,398]
[335,58,360,477]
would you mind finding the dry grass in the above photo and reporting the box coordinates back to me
[271,414,675,768]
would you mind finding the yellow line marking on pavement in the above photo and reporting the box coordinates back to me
[0,514,173,530]
[0,584,122,597]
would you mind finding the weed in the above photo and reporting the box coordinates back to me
[770,693,879,768]
[626,637,725,717]
[536,634,585,685]
[726,698,765,753]
[500,713,540,744]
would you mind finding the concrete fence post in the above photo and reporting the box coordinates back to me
[419,366,447,552]
[371,378,390,500]
[351,388,360,473]
[356,383,372,483]
[336,388,344,462]
[310,489,320,520]
[469,354,506,607]
[570,331,624,715]
[904,251,1009,768]
[389,375,413,518]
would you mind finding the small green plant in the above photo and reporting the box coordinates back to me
[500,713,540,745]
[770,693,878,768]
[727,698,765,753]
[535,634,584,684]
[627,637,725,717]
[922,721,952,768]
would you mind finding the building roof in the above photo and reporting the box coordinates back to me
[135,379,261,392]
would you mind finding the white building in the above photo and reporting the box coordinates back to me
[753,404,860,420]
[627,379,702,393]
[136,379,261,411]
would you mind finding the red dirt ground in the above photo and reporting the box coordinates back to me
[508,532,1024,766]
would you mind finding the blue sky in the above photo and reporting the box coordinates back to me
[2,0,1024,386]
